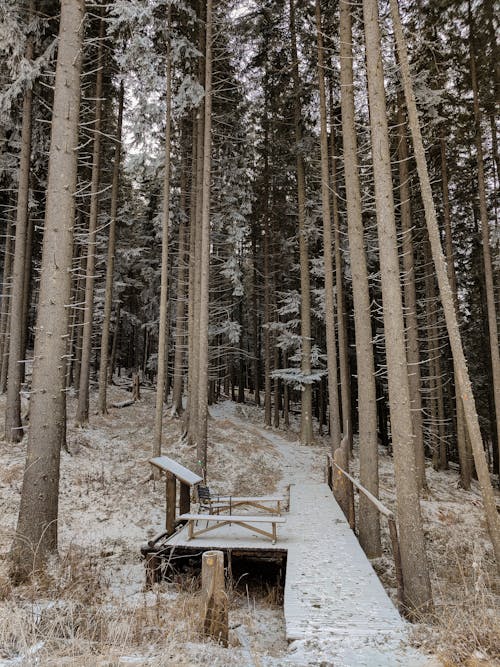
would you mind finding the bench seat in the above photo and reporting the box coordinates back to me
[179,512,286,544]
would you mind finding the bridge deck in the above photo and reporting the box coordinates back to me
[283,483,434,665]
[284,482,404,640]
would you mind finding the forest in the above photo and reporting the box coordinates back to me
[0,0,499,665]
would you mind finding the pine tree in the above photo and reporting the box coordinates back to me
[10,0,84,581]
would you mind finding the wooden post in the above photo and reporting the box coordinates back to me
[333,446,355,529]
[388,516,405,612]
[132,372,140,401]
[179,482,190,515]
[201,550,228,647]
[166,472,176,535]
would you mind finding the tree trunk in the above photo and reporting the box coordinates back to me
[97,82,124,414]
[153,5,172,456]
[75,17,105,426]
[396,98,426,486]
[440,136,470,486]
[389,0,500,574]
[363,0,432,611]
[196,0,213,475]
[5,5,34,442]
[339,0,380,558]
[290,0,313,445]
[315,0,341,452]
[171,133,188,416]
[0,218,13,392]
[468,2,500,475]
[329,82,351,449]
[10,0,84,581]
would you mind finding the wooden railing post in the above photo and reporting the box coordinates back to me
[388,516,405,611]
[201,550,228,646]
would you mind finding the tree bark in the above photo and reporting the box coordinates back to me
[440,136,470,485]
[97,82,124,414]
[75,17,105,426]
[389,0,500,574]
[315,0,341,452]
[153,5,172,456]
[10,0,84,581]
[396,98,426,486]
[290,0,313,445]
[0,218,13,393]
[468,1,500,475]
[339,0,380,558]
[171,133,188,416]
[329,82,351,449]
[5,4,34,442]
[363,0,432,611]
[196,0,213,475]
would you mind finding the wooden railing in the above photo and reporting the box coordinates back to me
[326,453,405,611]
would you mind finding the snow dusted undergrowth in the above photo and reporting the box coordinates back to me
[0,386,499,665]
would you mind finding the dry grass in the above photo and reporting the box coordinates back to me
[0,544,286,666]
[410,544,500,666]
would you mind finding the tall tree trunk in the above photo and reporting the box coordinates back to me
[72,250,86,392]
[424,238,447,470]
[290,0,313,445]
[0,218,13,393]
[187,4,206,445]
[185,109,200,436]
[329,83,351,448]
[75,17,105,426]
[396,98,426,486]
[339,0,380,558]
[5,4,34,442]
[389,0,500,574]
[315,0,341,452]
[440,135,471,486]
[252,231,260,406]
[98,82,124,414]
[153,5,172,456]
[363,0,432,611]
[108,303,120,384]
[262,97,272,427]
[468,2,500,474]
[196,0,213,475]
[10,0,84,581]
[171,131,189,416]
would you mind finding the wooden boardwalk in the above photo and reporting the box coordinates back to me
[282,483,437,665]
[148,405,436,665]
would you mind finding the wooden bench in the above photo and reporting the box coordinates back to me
[179,513,286,545]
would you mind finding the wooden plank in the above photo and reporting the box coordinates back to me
[149,456,203,486]
[283,483,405,644]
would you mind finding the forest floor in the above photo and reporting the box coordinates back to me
[0,383,499,666]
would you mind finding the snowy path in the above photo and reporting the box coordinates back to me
[216,404,436,666]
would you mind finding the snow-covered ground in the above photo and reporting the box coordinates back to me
[0,386,498,665]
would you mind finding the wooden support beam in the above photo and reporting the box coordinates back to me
[201,550,228,647]
[166,471,176,535]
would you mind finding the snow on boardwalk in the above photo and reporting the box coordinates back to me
[283,482,433,666]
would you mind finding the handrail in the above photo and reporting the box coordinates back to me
[326,453,405,612]
[327,453,393,518]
